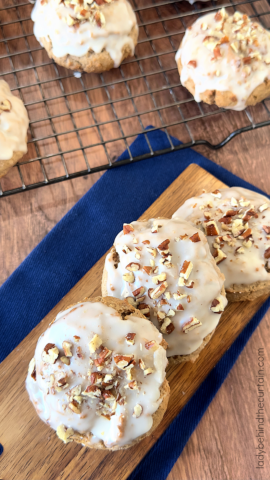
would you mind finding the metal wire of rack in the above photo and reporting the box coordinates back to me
[1,0,270,197]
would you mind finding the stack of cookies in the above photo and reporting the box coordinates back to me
[26,185,270,450]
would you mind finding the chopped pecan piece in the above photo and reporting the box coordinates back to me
[123,223,134,234]
[126,333,136,345]
[204,221,219,236]
[182,317,202,333]
[190,232,201,243]
[42,343,59,364]
[133,404,143,418]
[180,260,193,280]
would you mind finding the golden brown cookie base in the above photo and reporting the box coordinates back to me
[168,331,214,365]
[226,280,270,302]
[40,25,138,73]
[177,56,270,108]
[53,295,170,450]
[0,149,25,178]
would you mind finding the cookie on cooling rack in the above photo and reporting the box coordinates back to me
[26,296,169,450]
[173,187,270,302]
[31,0,138,73]
[175,8,270,110]
[102,218,227,364]
[0,79,29,178]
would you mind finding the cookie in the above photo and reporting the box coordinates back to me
[102,218,227,363]
[26,296,169,450]
[175,8,270,110]
[31,0,138,73]
[173,187,270,302]
[0,80,29,178]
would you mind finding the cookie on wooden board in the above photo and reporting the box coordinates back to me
[0,79,29,178]
[173,187,270,302]
[31,0,138,73]
[26,296,169,450]
[175,9,270,110]
[102,218,227,364]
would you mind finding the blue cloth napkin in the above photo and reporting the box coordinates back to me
[0,127,269,479]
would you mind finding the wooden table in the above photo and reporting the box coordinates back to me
[1,0,270,476]
[0,126,269,480]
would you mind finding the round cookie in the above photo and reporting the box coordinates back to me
[175,9,270,110]
[0,80,29,178]
[31,0,138,73]
[26,296,169,450]
[102,218,227,363]
[173,187,270,302]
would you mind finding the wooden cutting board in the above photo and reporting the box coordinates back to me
[0,163,268,480]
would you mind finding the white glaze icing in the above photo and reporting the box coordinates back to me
[173,187,270,289]
[104,218,227,357]
[26,301,167,448]
[31,0,138,68]
[175,9,270,110]
[0,80,29,161]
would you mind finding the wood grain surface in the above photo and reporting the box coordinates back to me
[0,164,269,480]
[0,1,270,479]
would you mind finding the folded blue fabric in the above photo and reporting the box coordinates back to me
[0,127,269,479]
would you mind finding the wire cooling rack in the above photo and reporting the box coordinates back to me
[1,0,270,197]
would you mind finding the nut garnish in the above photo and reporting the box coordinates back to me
[28,358,36,380]
[157,239,170,255]
[213,248,227,265]
[82,385,101,398]
[211,189,222,198]
[152,272,167,284]
[160,317,175,334]
[210,296,226,313]
[42,343,59,364]
[90,372,103,385]
[123,223,134,234]
[122,244,131,254]
[0,99,11,112]
[133,404,143,418]
[190,232,201,242]
[60,356,70,365]
[122,272,135,283]
[259,204,269,213]
[180,260,193,280]
[126,333,136,345]
[62,341,72,357]
[56,424,74,443]
[144,368,154,376]
[137,303,150,317]
[145,340,158,351]
[133,286,145,297]
[114,354,134,369]
[126,262,140,272]
[68,399,81,414]
[204,220,219,236]
[149,282,168,299]
[182,317,202,333]
[139,358,146,370]
[89,334,102,353]
[262,225,270,234]
[124,380,138,390]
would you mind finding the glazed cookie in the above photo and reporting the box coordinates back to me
[31,0,138,73]
[0,80,29,178]
[26,296,169,450]
[102,218,227,363]
[175,9,270,110]
[173,187,270,302]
